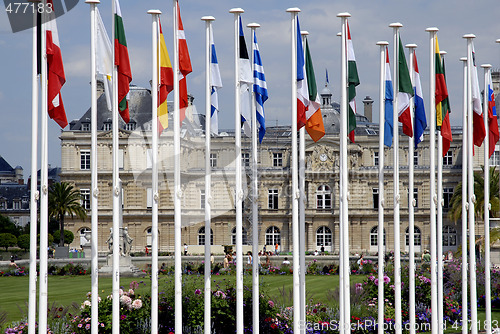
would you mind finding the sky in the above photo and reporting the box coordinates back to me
[1,0,500,178]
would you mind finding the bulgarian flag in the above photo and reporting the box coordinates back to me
[435,37,452,156]
[304,39,325,142]
[347,20,359,143]
[114,0,132,124]
[177,3,192,124]
[158,19,174,134]
[46,0,68,128]
[397,37,413,137]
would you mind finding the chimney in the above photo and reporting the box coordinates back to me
[362,96,374,122]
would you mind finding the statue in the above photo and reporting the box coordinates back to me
[106,227,134,256]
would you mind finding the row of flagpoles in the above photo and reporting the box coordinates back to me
[28,1,499,333]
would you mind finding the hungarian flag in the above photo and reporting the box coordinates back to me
[296,17,309,130]
[177,3,192,124]
[158,19,174,134]
[46,0,67,128]
[471,43,486,149]
[487,71,499,157]
[114,0,132,124]
[397,37,413,138]
[347,20,359,143]
[304,39,325,142]
[435,37,452,155]
[412,49,427,149]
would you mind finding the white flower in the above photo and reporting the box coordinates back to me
[131,299,142,310]
[128,289,135,296]
[81,300,91,309]
[120,295,132,306]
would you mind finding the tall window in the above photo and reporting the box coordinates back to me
[316,185,332,209]
[414,151,419,166]
[316,226,332,247]
[80,150,91,170]
[242,153,250,167]
[146,227,152,247]
[198,227,213,245]
[374,151,379,166]
[405,226,422,246]
[231,227,248,245]
[12,200,21,210]
[443,225,457,246]
[443,187,454,209]
[408,188,418,208]
[443,150,453,166]
[370,226,386,246]
[210,153,217,168]
[265,226,280,246]
[490,145,500,165]
[273,152,283,167]
[372,188,379,210]
[200,189,205,209]
[268,189,278,210]
[80,189,90,210]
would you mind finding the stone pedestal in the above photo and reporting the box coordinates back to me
[98,254,145,277]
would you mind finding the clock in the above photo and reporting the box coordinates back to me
[319,153,328,162]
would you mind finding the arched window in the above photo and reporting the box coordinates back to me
[316,185,332,209]
[405,226,422,246]
[231,227,248,245]
[443,226,457,246]
[265,226,280,246]
[146,227,152,247]
[316,226,332,246]
[370,226,386,246]
[198,227,213,246]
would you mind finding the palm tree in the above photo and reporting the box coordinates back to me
[48,182,87,247]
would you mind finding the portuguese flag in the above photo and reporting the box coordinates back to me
[435,37,452,156]
[114,0,132,124]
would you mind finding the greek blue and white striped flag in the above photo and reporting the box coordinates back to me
[210,28,222,135]
[252,30,268,143]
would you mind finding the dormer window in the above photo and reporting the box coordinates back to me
[125,121,136,131]
[81,122,90,132]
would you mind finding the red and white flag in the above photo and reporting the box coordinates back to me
[177,3,192,124]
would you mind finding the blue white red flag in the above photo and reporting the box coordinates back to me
[384,47,394,147]
[413,50,427,148]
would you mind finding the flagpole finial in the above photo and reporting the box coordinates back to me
[440,50,447,56]
[481,64,492,69]
[201,16,215,21]
[301,30,309,36]
[85,0,100,4]
[376,41,389,46]
[247,23,260,29]
[460,57,467,62]
[463,34,476,39]
[229,8,244,14]
[336,32,341,37]
[426,27,439,33]
[286,7,301,13]
[147,9,162,15]
[389,22,403,28]
[496,39,500,44]
[337,12,351,17]
[405,43,417,49]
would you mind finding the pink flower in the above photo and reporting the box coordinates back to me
[131,299,143,310]
[268,300,275,308]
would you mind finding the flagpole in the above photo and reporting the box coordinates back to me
[459,56,468,334]
[86,1,100,333]
[38,2,49,331]
[299,30,308,334]
[248,21,261,334]
[172,1,183,333]
[229,8,245,334]
[201,15,215,334]
[426,26,439,334]
[376,40,388,334]
[28,5,39,334]
[464,33,478,334]
[481,63,492,334]
[406,43,417,334]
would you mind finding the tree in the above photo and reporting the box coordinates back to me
[0,233,17,251]
[48,182,87,247]
[52,230,74,246]
[0,214,20,237]
[17,234,30,251]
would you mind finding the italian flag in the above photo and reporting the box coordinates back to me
[158,19,174,134]
[304,39,325,142]
[347,21,359,143]
[114,0,132,124]
[397,37,413,138]
[435,37,452,156]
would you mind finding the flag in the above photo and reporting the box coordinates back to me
[440,53,452,155]
[296,16,309,130]
[238,16,253,136]
[412,49,427,148]
[46,0,67,128]
[487,71,499,158]
[177,3,192,124]
[210,28,222,135]
[347,20,359,142]
[384,47,394,147]
[304,39,325,142]
[397,37,413,138]
[471,43,486,148]
[114,0,132,124]
[252,30,267,143]
[95,7,113,112]
[158,19,174,134]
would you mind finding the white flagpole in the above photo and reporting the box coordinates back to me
[406,43,417,334]
[201,15,215,334]
[459,56,468,334]
[389,22,403,334]
[38,2,49,331]
[148,9,161,334]
[28,7,39,334]
[464,33,478,334]
[229,8,244,334]
[86,1,100,333]
[111,0,121,331]
[285,7,301,334]
[172,1,182,333]
[299,30,308,334]
[376,40,388,334]
[248,21,261,334]
[481,63,492,334]
[426,26,438,334]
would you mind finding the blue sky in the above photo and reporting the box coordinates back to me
[1,0,499,176]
